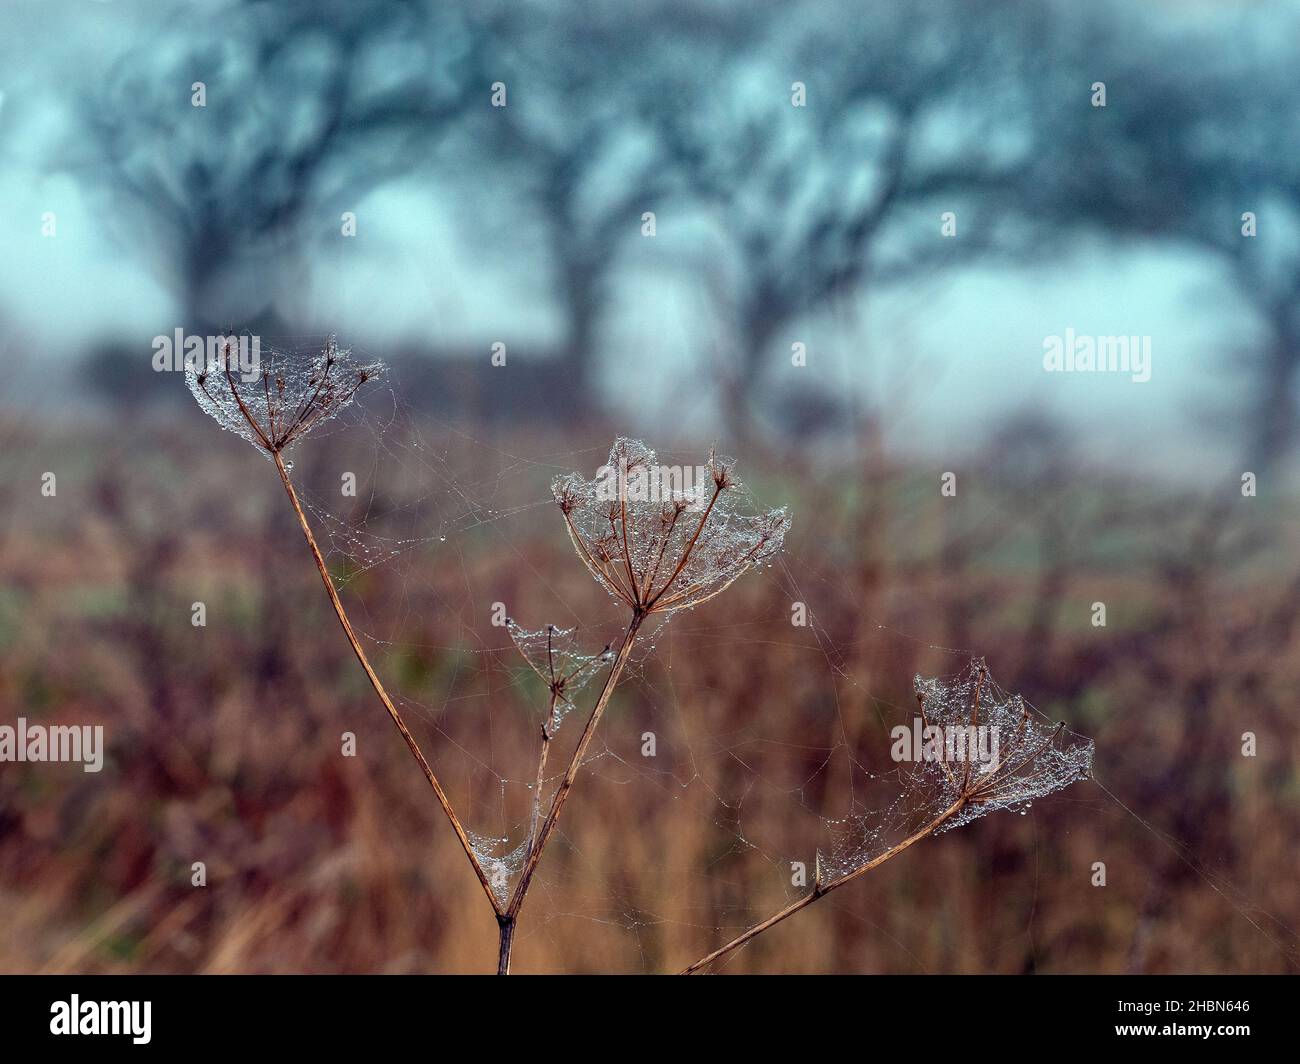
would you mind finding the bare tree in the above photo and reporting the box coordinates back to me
[453,2,776,396]
[1026,2,1300,471]
[645,0,1043,442]
[72,0,483,333]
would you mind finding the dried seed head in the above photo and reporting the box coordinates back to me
[707,447,734,490]
[821,659,1093,882]
[507,620,612,730]
[911,658,1094,830]
[185,336,385,458]
[552,437,789,615]
[553,480,579,515]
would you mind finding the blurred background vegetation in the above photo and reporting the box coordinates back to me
[0,0,1297,972]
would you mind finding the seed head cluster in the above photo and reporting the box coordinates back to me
[552,437,790,616]
[914,658,1095,831]
[186,335,384,456]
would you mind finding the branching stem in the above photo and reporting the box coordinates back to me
[506,611,645,923]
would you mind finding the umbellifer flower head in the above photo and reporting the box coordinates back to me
[912,658,1095,832]
[820,658,1094,883]
[186,335,384,456]
[551,437,790,615]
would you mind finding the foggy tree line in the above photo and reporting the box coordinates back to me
[67,0,1300,467]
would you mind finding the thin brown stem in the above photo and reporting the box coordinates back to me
[496,916,516,975]
[618,487,639,607]
[641,506,683,600]
[605,510,641,606]
[224,365,272,451]
[965,666,986,791]
[528,693,559,854]
[262,369,276,441]
[680,796,967,974]
[271,449,503,916]
[506,611,645,920]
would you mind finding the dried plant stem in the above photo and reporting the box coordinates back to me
[529,697,559,853]
[504,612,645,937]
[495,915,517,976]
[680,796,968,974]
[494,696,563,974]
[271,450,503,916]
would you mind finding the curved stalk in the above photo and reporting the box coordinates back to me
[681,796,967,974]
[271,449,502,916]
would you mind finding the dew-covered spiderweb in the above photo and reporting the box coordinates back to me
[506,622,615,733]
[550,435,790,614]
[820,660,1094,881]
[189,336,1109,971]
[185,334,386,461]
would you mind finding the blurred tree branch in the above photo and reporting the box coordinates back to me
[69,0,486,332]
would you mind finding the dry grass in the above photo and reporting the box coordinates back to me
[1,398,1297,974]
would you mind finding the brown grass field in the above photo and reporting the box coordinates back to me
[1,405,1297,973]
